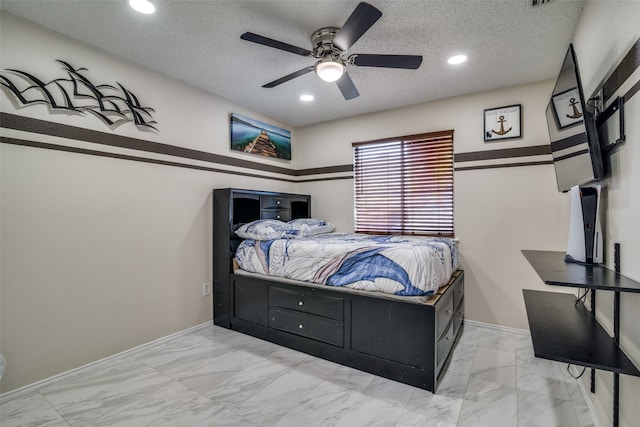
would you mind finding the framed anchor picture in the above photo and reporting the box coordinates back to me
[550,87,583,129]
[230,113,292,160]
[483,104,522,142]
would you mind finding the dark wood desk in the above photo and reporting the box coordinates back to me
[523,289,639,376]
[521,250,640,427]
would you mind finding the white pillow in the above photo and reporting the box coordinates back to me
[287,218,336,237]
[235,219,292,240]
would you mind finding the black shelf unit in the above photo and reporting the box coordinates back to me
[522,250,640,293]
[523,290,639,376]
[213,188,311,328]
[522,250,640,427]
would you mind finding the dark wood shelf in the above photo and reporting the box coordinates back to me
[523,290,640,377]
[522,250,640,293]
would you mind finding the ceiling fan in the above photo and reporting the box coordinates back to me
[240,2,423,100]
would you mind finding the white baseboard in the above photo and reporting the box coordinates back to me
[0,321,212,403]
[464,318,530,335]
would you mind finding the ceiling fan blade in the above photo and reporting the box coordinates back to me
[241,32,313,57]
[262,66,315,88]
[333,2,382,51]
[352,54,423,69]
[336,72,360,100]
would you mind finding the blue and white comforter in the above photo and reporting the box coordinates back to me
[235,233,459,296]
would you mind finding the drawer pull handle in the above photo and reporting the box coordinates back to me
[299,324,303,329]
[298,301,304,306]
[276,215,281,219]
[276,201,281,205]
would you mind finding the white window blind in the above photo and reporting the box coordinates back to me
[353,130,454,237]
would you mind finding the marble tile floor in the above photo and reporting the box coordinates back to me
[0,322,596,427]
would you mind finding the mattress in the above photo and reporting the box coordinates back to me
[234,233,459,296]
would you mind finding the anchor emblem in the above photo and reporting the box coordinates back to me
[491,115,512,136]
[566,97,583,119]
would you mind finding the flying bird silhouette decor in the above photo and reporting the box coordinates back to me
[0,60,157,131]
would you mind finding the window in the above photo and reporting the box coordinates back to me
[352,130,454,237]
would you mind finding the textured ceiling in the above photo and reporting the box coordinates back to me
[0,0,585,127]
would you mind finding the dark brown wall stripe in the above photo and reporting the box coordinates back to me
[1,116,552,181]
[3,132,553,179]
[624,78,640,104]
[296,175,354,183]
[296,165,353,175]
[603,37,640,103]
[0,136,297,183]
[0,112,351,178]
[455,160,553,172]
[0,112,297,176]
[2,133,553,177]
[454,144,551,163]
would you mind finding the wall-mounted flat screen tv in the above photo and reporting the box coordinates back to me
[546,44,604,193]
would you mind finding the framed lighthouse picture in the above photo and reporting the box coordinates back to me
[483,104,522,142]
[230,113,292,160]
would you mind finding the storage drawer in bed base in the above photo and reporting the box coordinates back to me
[269,307,344,347]
[436,320,455,373]
[269,287,344,321]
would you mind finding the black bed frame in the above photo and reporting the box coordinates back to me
[212,188,464,392]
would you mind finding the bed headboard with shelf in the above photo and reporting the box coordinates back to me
[212,189,311,327]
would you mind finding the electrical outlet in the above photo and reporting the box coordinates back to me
[203,282,211,296]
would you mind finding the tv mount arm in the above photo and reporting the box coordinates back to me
[593,95,626,154]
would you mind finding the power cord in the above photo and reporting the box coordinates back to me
[569,289,590,380]
[567,364,587,379]
[575,288,589,306]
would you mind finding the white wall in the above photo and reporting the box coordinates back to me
[572,2,640,427]
[297,79,572,330]
[0,13,297,393]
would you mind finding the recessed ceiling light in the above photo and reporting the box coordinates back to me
[300,94,314,102]
[129,0,155,14]
[448,54,468,65]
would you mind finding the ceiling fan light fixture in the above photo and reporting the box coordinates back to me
[315,58,345,82]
